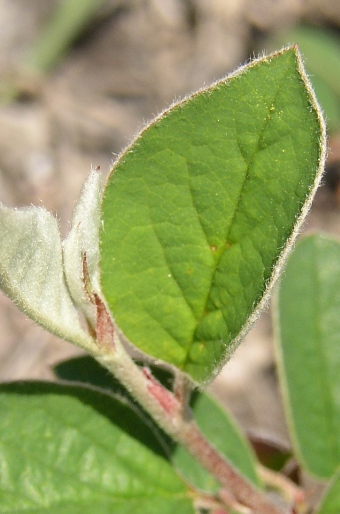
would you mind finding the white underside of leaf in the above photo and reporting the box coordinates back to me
[0,202,95,350]
[63,168,102,328]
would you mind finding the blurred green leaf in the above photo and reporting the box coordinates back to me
[0,381,195,513]
[28,0,109,74]
[55,355,129,394]
[317,467,340,514]
[100,47,324,383]
[55,355,260,492]
[274,234,340,478]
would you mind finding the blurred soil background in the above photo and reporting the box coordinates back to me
[0,0,340,467]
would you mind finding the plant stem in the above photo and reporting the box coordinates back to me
[179,421,283,514]
[173,370,192,417]
[93,331,284,514]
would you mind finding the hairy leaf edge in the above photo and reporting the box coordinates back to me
[100,45,327,385]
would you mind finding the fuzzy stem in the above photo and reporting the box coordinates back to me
[173,370,192,417]
[179,422,283,514]
[92,334,284,514]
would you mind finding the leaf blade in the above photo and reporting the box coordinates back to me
[274,235,340,478]
[55,355,261,492]
[100,46,325,383]
[0,203,94,351]
[0,381,195,513]
[63,167,102,327]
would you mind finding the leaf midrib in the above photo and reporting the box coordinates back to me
[181,59,293,370]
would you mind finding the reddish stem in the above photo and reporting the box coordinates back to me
[177,420,284,514]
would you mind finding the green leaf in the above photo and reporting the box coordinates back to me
[275,26,340,133]
[0,381,195,513]
[274,235,340,478]
[55,356,260,492]
[100,46,325,383]
[317,467,340,514]
[55,355,173,401]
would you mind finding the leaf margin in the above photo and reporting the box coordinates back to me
[100,45,327,384]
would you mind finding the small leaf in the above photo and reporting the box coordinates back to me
[0,381,195,514]
[63,167,102,327]
[0,203,94,351]
[274,235,340,478]
[316,467,340,514]
[55,355,260,493]
[100,46,325,383]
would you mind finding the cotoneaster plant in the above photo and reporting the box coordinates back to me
[0,46,330,514]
